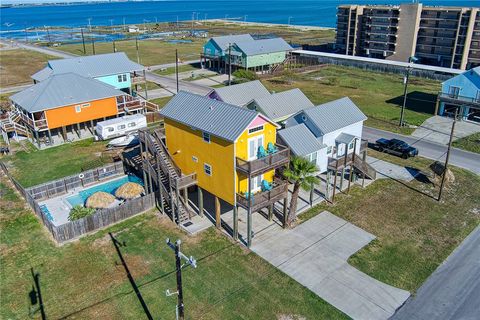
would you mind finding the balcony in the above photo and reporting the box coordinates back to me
[236,178,288,212]
[236,144,290,176]
[438,92,480,107]
[327,139,368,170]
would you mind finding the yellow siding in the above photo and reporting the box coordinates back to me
[236,121,277,194]
[164,118,236,204]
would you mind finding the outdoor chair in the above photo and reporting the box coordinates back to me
[257,146,267,158]
[267,142,277,154]
[261,180,273,192]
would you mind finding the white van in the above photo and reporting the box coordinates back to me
[96,114,147,140]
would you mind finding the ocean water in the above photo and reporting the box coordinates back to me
[1,0,477,32]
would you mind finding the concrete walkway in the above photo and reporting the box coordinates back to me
[251,211,410,320]
[411,116,480,145]
[366,156,421,182]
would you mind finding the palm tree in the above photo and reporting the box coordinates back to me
[283,156,319,227]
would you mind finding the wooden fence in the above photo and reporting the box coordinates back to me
[26,162,125,201]
[1,161,156,243]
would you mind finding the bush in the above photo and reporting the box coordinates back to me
[232,69,258,81]
[68,205,95,221]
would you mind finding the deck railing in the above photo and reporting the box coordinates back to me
[328,139,368,169]
[438,92,480,105]
[236,179,289,212]
[236,144,290,176]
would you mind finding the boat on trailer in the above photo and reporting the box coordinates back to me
[108,133,139,148]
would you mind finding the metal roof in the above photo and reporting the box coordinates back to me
[336,133,357,145]
[293,50,463,75]
[302,97,367,134]
[210,34,254,51]
[11,73,125,113]
[31,52,144,82]
[160,91,260,142]
[213,80,271,106]
[278,124,326,156]
[234,38,293,56]
[252,88,314,121]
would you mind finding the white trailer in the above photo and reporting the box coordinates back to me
[95,114,147,140]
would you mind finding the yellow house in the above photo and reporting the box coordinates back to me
[160,92,290,245]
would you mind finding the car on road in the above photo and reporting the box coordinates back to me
[373,138,419,159]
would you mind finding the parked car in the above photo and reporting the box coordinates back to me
[373,138,418,159]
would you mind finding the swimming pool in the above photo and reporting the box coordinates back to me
[66,175,144,207]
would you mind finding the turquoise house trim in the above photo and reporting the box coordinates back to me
[204,40,224,57]
[95,73,131,90]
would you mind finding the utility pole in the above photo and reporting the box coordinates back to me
[399,56,417,127]
[113,40,116,52]
[80,28,86,54]
[123,17,126,31]
[175,49,179,93]
[228,43,232,86]
[46,26,51,45]
[24,24,28,43]
[288,16,293,25]
[244,15,248,22]
[135,36,140,63]
[438,108,457,201]
[91,37,96,55]
[87,17,92,32]
[165,239,197,320]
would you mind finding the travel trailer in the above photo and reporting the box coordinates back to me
[95,114,147,140]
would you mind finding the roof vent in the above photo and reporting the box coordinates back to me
[209,105,214,111]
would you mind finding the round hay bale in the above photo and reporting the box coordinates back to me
[86,191,116,209]
[115,182,145,200]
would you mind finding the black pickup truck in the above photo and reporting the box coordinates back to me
[373,138,419,159]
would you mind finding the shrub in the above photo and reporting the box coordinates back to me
[232,69,258,81]
[68,205,95,221]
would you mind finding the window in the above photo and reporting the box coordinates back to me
[327,146,332,154]
[127,122,136,128]
[117,124,126,130]
[75,105,81,113]
[107,127,114,132]
[118,75,123,82]
[308,151,317,164]
[448,86,460,98]
[122,74,127,82]
[204,163,212,176]
[349,141,354,150]
[202,132,210,143]
[192,156,198,162]
[248,125,264,134]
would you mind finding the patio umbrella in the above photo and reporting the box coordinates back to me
[86,192,116,209]
[115,182,145,200]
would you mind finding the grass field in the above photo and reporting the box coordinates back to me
[453,132,480,154]
[0,49,57,87]
[54,21,335,67]
[3,139,111,187]
[300,150,480,292]
[0,178,347,320]
[262,66,441,134]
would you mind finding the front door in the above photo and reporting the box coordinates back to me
[248,135,264,161]
[250,174,263,193]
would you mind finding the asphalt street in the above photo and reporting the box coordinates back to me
[363,127,480,175]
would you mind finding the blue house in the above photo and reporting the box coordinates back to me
[31,52,145,95]
[437,66,480,122]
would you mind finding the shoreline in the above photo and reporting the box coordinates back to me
[208,19,335,31]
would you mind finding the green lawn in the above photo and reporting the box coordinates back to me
[262,66,441,135]
[300,150,480,292]
[154,63,201,76]
[149,96,173,108]
[453,132,480,154]
[0,178,347,320]
[4,139,111,187]
[0,49,57,87]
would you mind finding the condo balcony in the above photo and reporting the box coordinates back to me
[236,178,289,212]
[236,144,290,176]
[438,92,480,107]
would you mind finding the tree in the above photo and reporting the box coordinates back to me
[283,156,319,227]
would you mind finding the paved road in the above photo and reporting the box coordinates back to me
[363,127,480,175]
[0,84,32,94]
[392,225,480,320]
[146,72,212,96]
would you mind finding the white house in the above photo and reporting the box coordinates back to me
[278,97,367,173]
[128,25,140,33]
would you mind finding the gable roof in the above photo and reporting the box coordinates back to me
[161,91,270,142]
[213,80,271,106]
[278,124,326,156]
[209,34,254,51]
[11,73,125,112]
[234,38,293,56]
[252,88,314,121]
[442,66,480,90]
[31,52,144,82]
[302,97,367,134]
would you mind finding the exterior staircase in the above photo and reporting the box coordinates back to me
[0,109,29,143]
[139,128,195,225]
[353,156,377,180]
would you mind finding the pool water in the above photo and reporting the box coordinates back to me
[66,175,144,207]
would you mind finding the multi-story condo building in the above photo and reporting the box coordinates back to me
[336,3,480,70]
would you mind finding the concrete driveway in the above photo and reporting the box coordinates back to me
[251,211,410,320]
[412,116,480,145]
